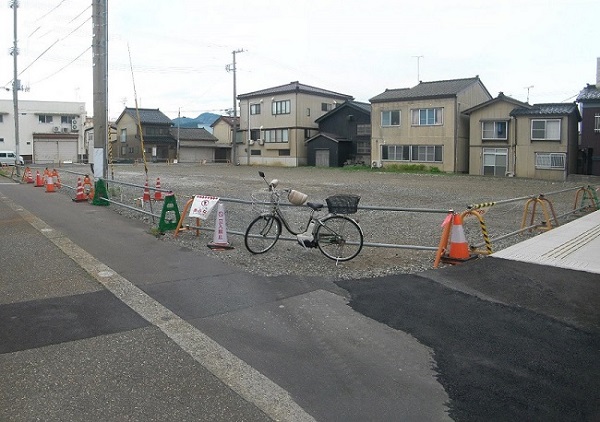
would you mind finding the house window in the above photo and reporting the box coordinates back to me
[39,115,53,123]
[128,147,134,154]
[531,119,560,140]
[356,141,371,155]
[0,115,3,123]
[0,138,4,143]
[306,108,310,117]
[381,145,410,161]
[251,150,262,156]
[482,121,507,140]
[120,146,127,155]
[412,145,443,162]
[250,129,261,141]
[250,104,261,115]
[278,149,290,156]
[120,128,126,143]
[61,115,75,124]
[411,108,443,126]
[381,110,400,127]
[272,100,290,115]
[357,124,371,136]
[483,148,508,176]
[594,114,600,132]
[264,129,289,143]
[321,103,332,112]
[535,152,565,169]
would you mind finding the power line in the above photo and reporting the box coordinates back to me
[31,46,91,84]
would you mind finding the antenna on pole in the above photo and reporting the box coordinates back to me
[525,85,534,103]
[412,55,424,83]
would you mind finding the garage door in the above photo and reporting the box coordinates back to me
[315,149,330,167]
[34,140,78,164]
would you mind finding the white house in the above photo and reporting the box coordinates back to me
[0,99,87,164]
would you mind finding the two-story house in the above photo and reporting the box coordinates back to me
[114,108,175,163]
[369,77,492,172]
[305,101,371,167]
[238,81,353,166]
[0,99,86,164]
[508,103,581,181]
[210,116,238,163]
[576,60,600,176]
[463,92,530,177]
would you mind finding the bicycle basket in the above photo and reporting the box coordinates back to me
[325,194,360,214]
[251,189,275,214]
[288,189,308,206]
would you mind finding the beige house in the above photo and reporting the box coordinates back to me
[509,103,581,181]
[237,81,353,166]
[369,77,491,172]
[463,93,530,177]
[210,116,238,163]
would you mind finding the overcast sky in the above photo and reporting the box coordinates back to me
[1,0,598,120]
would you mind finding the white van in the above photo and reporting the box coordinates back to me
[0,151,24,166]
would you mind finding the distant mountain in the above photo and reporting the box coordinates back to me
[172,112,220,128]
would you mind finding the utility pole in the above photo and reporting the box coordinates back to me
[226,49,244,165]
[92,0,108,179]
[10,0,20,177]
[412,55,424,83]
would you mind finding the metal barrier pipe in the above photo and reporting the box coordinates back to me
[467,186,583,210]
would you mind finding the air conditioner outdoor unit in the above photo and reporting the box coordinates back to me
[52,126,60,133]
[62,127,69,133]
[371,160,382,169]
[248,139,255,145]
[258,139,264,145]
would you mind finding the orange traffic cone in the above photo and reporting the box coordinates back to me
[45,175,56,193]
[34,170,44,187]
[72,177,87,202]
[51,169,61,189]
[207,202,234,250]
[154,177,163,201]
[143,182,151,204]
[441,213,476,264]
[22,167,34,183]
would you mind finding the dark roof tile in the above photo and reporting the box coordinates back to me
[238,81,353,101]
[370,77,486,102]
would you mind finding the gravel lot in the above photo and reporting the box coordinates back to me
[55,163,596,281]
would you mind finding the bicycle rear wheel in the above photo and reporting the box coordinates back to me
[244,215,282,254]
[316,215,363,261]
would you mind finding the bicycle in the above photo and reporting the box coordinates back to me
[244,171,364,262]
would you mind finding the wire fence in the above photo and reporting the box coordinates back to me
[52,166,599,256]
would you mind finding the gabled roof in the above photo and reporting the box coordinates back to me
[305,132,350,144]
[463,92,531,115]
[370,77,490,103]
[314,100,371,123]
[169,127,217,142]
[577,84,600,102]
[509,103,581,120]
[238,81,353,101]
[210,116,238,128]
[116,108,173,125]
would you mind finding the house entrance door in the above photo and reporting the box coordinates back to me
[315,149,330,167]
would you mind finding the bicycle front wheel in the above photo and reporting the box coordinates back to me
[244,215,282,254]
[316,215,363,262]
